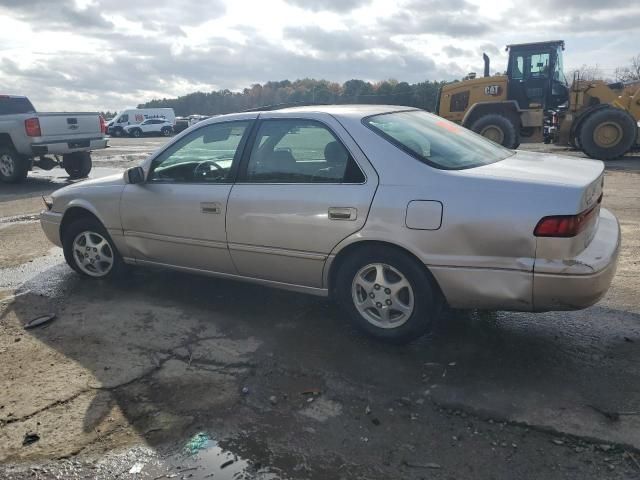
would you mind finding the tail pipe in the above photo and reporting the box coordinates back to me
[483,53,490,77]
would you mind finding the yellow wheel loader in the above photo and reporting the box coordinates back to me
[436,40,640,160]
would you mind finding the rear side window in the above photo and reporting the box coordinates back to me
[244,119,365,183]
[0,97,35,115]
[364,110,513,170]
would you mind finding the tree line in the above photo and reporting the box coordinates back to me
[138,78,447,117]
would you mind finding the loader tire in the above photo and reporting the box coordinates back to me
[470,114,519,149]
[579,108,637,160]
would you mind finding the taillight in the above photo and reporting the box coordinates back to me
[534,195,602,238]
[25,117,41,137]
[99,115,106,134]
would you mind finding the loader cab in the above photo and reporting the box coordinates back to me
[506,40,569,111]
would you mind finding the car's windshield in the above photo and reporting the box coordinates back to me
[364,110,514,170]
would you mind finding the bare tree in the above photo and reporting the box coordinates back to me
[615,54,640,82]
[568,64,604,81]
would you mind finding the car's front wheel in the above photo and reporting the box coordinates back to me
[336,246,439,343]
[131,129,142,138]
[63,218,126,279]
[161,127,172,136]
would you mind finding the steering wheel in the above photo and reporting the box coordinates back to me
[193,160,224,180]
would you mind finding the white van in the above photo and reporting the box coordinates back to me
[107,108,175,137]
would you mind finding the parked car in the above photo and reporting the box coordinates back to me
[40,105,620,342]
[0,94,107,183]
[124,119,174,137]
[107,108,175,137]
[174,117,190,134]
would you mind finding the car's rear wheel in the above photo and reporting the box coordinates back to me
[0,146,29,183]
[336,246,439,343]
[63,152,92,179]
[62,218,126,279]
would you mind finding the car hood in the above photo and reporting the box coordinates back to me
[464,150,604,187]
[56,173,125,193]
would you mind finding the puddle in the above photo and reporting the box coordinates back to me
[155,433,285,480]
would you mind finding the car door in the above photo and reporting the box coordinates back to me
[120,119,254,273]
[141,120,155,134]
[226,113,378,288]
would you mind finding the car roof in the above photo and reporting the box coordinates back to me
[265,104,417,119]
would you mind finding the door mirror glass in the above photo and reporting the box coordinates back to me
[126,166,145,184]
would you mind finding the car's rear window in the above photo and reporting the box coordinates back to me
[364,110,514,170]
[0,96,36,115]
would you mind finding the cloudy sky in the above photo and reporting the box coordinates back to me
[0,0,638,111]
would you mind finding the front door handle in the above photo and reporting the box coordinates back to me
[328,207,357,221]
[201,202,221,214]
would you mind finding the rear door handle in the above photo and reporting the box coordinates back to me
[328,207,357,221]
[201,202,221,214]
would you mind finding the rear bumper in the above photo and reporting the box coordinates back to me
[40,210,63,247]
[31,138,108,155]
[533,208,621,311]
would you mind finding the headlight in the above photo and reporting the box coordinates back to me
[42,195,53,210]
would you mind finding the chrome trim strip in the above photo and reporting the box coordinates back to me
[228,242,327,261]
[124,230,227,250]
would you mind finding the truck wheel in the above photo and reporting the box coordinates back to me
[63,152,92,179]
[335,246,441,343]
[579,108,638,160]
[112,128,123,137]
[471,114,519,149]
[0,146,29,183]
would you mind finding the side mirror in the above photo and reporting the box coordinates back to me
[126,166,145,184]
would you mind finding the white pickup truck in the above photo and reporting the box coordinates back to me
[0,95,108,183]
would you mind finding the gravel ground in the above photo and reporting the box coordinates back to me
[0,137,639,479]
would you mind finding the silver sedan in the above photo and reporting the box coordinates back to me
[41,105,620,342]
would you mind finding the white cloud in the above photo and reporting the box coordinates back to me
[0,0,638,111]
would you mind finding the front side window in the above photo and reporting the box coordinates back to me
[529,53,550,77]
[245,120,364,183]
[149,121,249,183]
[364,110,514,170]
[118,114,128,123]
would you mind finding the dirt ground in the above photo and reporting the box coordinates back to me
[0,138,639,479]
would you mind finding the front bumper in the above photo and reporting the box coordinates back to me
[533,208,621,311]
[40,210,63,248]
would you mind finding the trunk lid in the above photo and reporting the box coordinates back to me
[466,150,604,212]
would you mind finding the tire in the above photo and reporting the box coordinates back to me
[335,246,440,343]
[0,146,29,183]
[131,129,142,138]
[161,127,172,137]
[112,128,123,137]
[579,108,638,160]
[62,217,127,279]
[470,114,519,149]
[63,152,92,179]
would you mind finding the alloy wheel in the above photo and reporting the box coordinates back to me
[0,153,15,177]
[72,231,114,277]
[351,263,415,329]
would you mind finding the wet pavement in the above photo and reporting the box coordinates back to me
[0,139,639,479]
